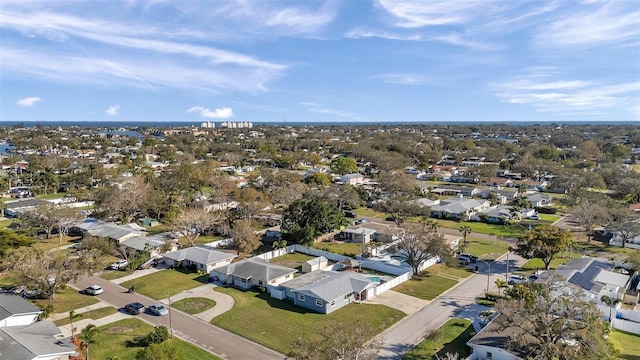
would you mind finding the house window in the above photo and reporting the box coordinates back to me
[330,300,336,307]
[298,294,305,301]
[344,294,351,300]
[316,299,322,307]
[486,352,492,359]
[258,280,263,286]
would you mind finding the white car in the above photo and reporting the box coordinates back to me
[528,214,540,220]
[85,285,103,295]
[109,259,128,270]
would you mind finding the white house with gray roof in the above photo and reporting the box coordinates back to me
[0,294,42,327]
[212,257,297,291]
[163,245,236,273]
[0,321,76,360]
[121,234,178,259]
[430,198,490,221]
[279,270,377,314]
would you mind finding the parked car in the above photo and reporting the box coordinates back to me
[124,302,145,315]
[354,219,368,225]
[457,253,477,264]
[22,289,45,299]
[508,275,527,285]
[527,214,540,220]
[109,259,128,270]
[344,211,357,218]
[84,285,103,296]
[147,304,169,316]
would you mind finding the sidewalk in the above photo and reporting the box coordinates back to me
[50,300,111,321]
[157,283,235,322]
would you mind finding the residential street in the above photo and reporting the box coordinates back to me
[377,252,527,359]
[72,276,285,360]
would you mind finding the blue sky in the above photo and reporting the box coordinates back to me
[1,0,639,123]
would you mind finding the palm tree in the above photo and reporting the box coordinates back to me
[69,310,82,339]
[495,279,508,296]
[601,295,621,321]
[37,303,56,320]
[459,225,472,245]
[78,324,101,360]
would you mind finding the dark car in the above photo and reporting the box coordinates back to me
[344,211,357,218]
[124,302,145,315]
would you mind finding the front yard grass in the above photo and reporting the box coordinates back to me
[53,306,118,326]
[211,287,405,354]
[430,263,474,279]
[353,208,386,218]
[609,330,640,360]
[314,242,364,257]
[538,214,561,223]
[33,287,99,313]
[463,238,511,258]
[267,252,316,271]
[32,236,81,251]
[121,269,208,300]
[0,218,16,228]
[172,297,216,314]
[92,318,222,360]
[404,318,474,360]
[394,272,458,300]
[100,269,135,280]
[435,219,525,238]
[518,253,582,273]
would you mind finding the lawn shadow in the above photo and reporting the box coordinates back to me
[434,323,475,359]
[255,292,312,314]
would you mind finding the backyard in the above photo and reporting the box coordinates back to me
[314,241,364,257]
[610,330,640,360]
[404,318,474,360]
[393,270,459,301]
[267,252,316,271]
[91,318,221,360]
[211,287,405,354]
[121,269,209,300]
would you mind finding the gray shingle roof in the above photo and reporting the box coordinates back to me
[0,294,42,321]
[216,258,296,282]
[431,198,488,214]
[87,224,146,240]
[304,256,327,266]
[0,321,75,358]
[121,234,175,251]
[163,246,236,265]
[283,271,374,302]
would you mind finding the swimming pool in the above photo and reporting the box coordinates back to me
[367,276,381,283]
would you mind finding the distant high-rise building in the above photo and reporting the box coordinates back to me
[221,121,253,129]
[201,121,216,128]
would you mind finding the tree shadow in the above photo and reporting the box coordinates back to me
[255,292,313,314]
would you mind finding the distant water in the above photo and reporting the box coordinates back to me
[1,120,638,128]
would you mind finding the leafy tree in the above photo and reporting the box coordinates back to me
[281,196,348,245]
[231,220,260,255]
[608,209,640,249]
[374,196,425,225]
[78,324,101,360]
[231,187,269,219]
[395,224,455,275]
[288,321,382,360]
[135,340,184,360]
[304,172,332,186]
[515,225,572,270]
[496,281,615,360]
[568,200,609,242]
[330,157,358,175]
[0,229,34,257]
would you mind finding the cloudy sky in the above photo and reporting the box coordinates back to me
[1,0,639,123]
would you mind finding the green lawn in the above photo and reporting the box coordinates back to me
[211,287,405,354]
[394,272,459,300]
[268,252,315,271]
[0,218,16,228]
[91,318,222,360]
[37,193,67,200]
[609,330,640,360]
[538,214,561,223]
[172,297,216,315]
[179,234,225,247]
[518,253,582,273]
[121,269,209,300]
[54,306,118,326]
[33,287,99,313]
[0,272,21,287]
[430,263,474,279]
[100,269,135,280]
[404,318,474,360]
[435,219,525,238]
[463,238,511,259]
[146,224,168,235]
[314,242,365,257]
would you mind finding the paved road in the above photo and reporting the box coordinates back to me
[73,276,284,360]
[377,252,527,359]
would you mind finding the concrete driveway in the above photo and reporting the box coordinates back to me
[158,284,235,321]
[366,290,429,315]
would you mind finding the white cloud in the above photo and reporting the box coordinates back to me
[300,102,363,121]
[375,74,427,85]
[187,106,234,119]
[16,96,41,107]
[345,28,494,50]
[106,105,120,116]
[376,0,490,28]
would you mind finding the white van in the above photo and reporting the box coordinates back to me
[508,275,527,285]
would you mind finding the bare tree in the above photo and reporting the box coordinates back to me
[170,208,219,247]
[288,321,383,360]
[609,209,640,249]
[231,220,261,255]
[569,200,609,242]
[395,224,455,275]
[98,176,152,223]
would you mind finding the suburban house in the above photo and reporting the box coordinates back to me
[212,257,297,290]
[475,206,515,224]
[430,186,480,197]
[86,223,147,243]
[0,294,76,360]
[120,234,178,259]
[430,198,490,221]
[410,198,440,208]
[480,177,514,187]
[302,256,328,273]
[525,193,553,207]
[337,228,376,244]
[339,173,364,185]
[163,246,237,273]
[537,258,631,302]
[4,198,46,218]
[279,270,377,314]
[0,293,42,327]
[609,230,640,249]
[467,314,526,360]
[361,222,398,243]
[190,199,239,212]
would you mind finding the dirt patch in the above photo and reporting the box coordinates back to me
[103,325,136,334]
